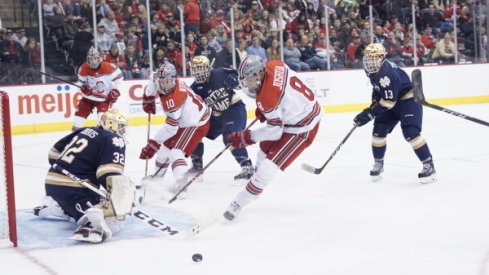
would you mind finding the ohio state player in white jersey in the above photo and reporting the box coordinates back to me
[139,62,210,196]
[74,47,123,130]
[224,55,323,221]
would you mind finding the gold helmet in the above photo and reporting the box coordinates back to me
[363,43,387,74]
[100,109,129,137]
[190,55,211,84]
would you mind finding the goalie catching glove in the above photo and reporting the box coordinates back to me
[228,130,255,148]
[139,139,161,159]
[73,175,135,243]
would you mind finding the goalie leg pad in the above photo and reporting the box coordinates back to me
[33,196,72,221]
[106,175,135,217]
[73,207,112,243]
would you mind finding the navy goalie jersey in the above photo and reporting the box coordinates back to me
[46,127,126,189]
[368,60,413,116]
[190,68,241,113]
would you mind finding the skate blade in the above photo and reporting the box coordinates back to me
[371,175,383,182]
[70,234,103,243]
[419,174,436,184]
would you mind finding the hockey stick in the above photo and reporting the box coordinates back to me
[136,113,152,204]
[40,71,109,99]
[169,118,259,204]
[412,69,489,127]
[301,123,358,174]
[52,164,208,238]
[40,71,83,88]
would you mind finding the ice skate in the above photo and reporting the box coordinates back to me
[418,161,436,184]
[168,178,187,200]
[370,159,384,182]
[71,224,106,243]
[234,161,254,182]
[223,201,241,221]
[186,158,204,183]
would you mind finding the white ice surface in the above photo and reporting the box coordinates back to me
[2,104,489,275]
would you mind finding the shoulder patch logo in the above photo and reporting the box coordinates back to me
[379,76,391,88]
[112,137,125,148]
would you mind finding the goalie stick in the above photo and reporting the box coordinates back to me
[169,118,259,204]
[412,69,489,127]
[302,124,358,174]
[52,164,210,238]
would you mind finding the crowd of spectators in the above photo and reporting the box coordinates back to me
[0,0,488,84]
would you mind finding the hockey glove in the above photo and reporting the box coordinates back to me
[224,73,239,90]
[142,94,156,114]
[228,130,255,148]
[255,108,266,122]
[108,89,120,104]
[80,84,93,96]
[139,139,161,159]
[354,108,374,127]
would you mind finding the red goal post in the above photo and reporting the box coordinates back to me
[0,91,17,247]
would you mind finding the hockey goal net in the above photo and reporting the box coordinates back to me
[0,91,16,247]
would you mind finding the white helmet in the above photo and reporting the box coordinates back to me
[100,109,129,137]
[363,43,387,75]
[87,46,102,69]
[156,63,177,95]
[190,55,211,84]
[238,55,265,98]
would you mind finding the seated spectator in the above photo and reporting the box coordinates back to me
[266,38,281,61]
[236,39,248,62]
[298,34,326,70]
[214,40,240,69]
[246,35,267,62]
[346,33,362,68]
[98,10,119,37]
[124,44,143,79]
[4,30,23,63]
[195,35,217,63]
[95,24,113,52]
[23,37,41,68]
[13,29,28,48]
[383,32,406,67]
[420,25,435,50]
[105,43,127,74]
[431,32,456,64]
[62,13,78,51]
[283,38,310,71]
[45,6,66,43]
[164,39,180,67]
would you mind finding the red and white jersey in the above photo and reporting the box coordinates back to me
[78,61,124,102]
[252,60,322,142]
[145,77,210,143]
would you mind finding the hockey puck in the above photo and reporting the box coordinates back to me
[192,253,203,262]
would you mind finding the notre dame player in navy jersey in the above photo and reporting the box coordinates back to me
[187,55,254,181]
[354,44,436,183]
[34,109,134,243]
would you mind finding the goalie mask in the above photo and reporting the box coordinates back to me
[190,55,211,84]
[238,55,265,98]
[100,109,129,137]
[156,63,177,95]
[363,43,386,75]
[87,46,102,70]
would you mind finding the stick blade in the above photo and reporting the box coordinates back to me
[411,69,425,104]
[301,163,321,174]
